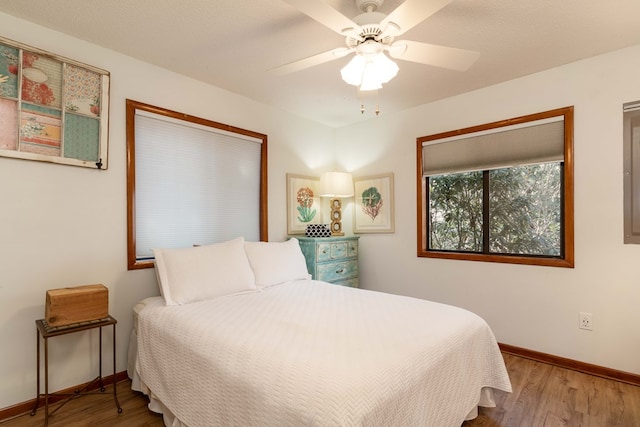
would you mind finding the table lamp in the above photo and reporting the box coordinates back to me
[320,171,353,236]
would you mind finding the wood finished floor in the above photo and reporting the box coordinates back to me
[2,353,639,426]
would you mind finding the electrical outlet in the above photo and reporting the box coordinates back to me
[579,312,593,331]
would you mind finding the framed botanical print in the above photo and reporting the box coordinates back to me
[286,173,322,234]
[354,172,395,233]
[0,36,110,169]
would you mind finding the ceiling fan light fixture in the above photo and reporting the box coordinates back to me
[340,54,366,86]
[371,50,398,83]
[359,64,383,91]
[340,51,398,91]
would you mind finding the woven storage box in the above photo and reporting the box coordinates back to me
[45,284,108,327]
[305,224,332,237]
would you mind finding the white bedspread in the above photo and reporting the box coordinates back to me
[136,280,511,426]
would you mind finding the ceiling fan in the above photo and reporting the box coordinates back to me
[272,0,480,91]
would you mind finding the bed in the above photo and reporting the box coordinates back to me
[128,237,511,426]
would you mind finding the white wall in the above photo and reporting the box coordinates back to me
[337,44,640,375]
[0,12,334,409]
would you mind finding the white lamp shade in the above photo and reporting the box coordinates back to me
[340,55,366,86]
[359,60,383,91]
[340,52,398,91]
[371,52,398,84]
[320,172,354,197]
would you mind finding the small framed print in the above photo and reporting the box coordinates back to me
[286,173,322,234]
[354,172,395,233]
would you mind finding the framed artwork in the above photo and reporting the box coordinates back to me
[287,173,322,234]
[0,36,110,169]
[354,172,395,233]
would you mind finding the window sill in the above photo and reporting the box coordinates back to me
[418,250,574,268]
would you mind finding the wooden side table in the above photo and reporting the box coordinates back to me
[30,315,122,426]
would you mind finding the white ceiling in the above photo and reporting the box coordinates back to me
[2,0,640,128]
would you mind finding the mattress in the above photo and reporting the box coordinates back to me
[131,280,511,426]
[127,296,163,392]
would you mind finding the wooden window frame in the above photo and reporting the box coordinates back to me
[416,106,574,268]
[126,99,268,270]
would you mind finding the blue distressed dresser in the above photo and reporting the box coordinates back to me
[296,236,359,287]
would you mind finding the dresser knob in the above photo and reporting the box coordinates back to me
[336,268,344,274]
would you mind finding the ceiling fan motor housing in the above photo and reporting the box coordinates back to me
[347,6,393,48]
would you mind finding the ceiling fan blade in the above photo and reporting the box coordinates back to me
[388,40,479,71]
[281,0,362,39]
[380,0,454,37]
[269,48,352,75]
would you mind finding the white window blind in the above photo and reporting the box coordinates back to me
[422,117,565,176]
[134,111,262,260]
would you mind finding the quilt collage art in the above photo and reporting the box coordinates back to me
[0,37,109,168]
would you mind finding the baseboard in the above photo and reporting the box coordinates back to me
[499,343,640,387]
[0,371,129,422]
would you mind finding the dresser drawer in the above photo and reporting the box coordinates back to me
[347,240,358,258]
[294,236,360,288]
[316,242,350,262]
[335,277,359,288]
[316,260,358,283]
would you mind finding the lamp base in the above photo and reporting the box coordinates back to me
[329,198,344,236]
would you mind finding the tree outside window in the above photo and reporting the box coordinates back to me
[429,163,562,256]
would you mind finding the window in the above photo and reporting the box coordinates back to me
[0,36,109,169]
[624,102,640,244]
[126,100,268,270]
[417,107,574,267]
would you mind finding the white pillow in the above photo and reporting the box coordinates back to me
[244,238,311,287]
[153,237,257,305]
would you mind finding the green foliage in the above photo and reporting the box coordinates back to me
[428,163,561,256]
[489,164,561,255]
[297,205,316,222]
[429,172,483,251]
[361,186,383,221]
